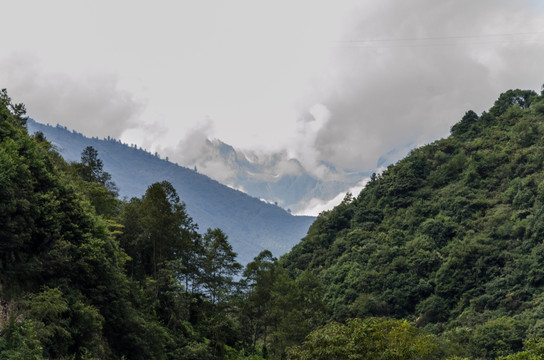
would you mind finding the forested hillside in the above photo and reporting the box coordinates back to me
[6,87,544,359]
[0,89,325,359]
[26,119,315,265]
[283,87,544,358]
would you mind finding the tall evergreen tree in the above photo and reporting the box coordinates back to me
[199,228,242,305]
[120,181,197,281]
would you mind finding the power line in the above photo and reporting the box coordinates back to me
[331,31,544,48]
[333,31,544,44]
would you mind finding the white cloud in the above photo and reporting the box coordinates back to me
[297,0,544,171]
[295,177,371,216]
[1,55,145,139]
[1,0,543,185]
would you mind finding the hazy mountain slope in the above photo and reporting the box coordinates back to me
[281,88,544,357]
[178,138,369,213]
[27,120,315,265]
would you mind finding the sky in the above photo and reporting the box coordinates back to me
[2,0,544,213]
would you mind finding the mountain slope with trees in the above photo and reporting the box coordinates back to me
[26,119,315,265]
[7,86,544,359]
[0,89,325,359]
[282,87,544,358]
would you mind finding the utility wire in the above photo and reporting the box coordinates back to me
[331,31,544,48]
[333,31,544,43]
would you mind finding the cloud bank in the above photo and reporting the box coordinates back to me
[1,55,145,139]
[295,0,544,172]
[2,0,543,215]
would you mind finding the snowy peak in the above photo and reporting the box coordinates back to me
[179,138,369,213]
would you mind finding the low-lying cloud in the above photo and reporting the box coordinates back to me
[295,176,372,216]
[295,0,544,172]
[2,0,543,216]
[1,55,145,139]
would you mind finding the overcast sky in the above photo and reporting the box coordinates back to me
[2,0,544,182]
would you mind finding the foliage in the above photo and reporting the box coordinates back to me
[200,228,242,304]
[287,317,439,360]
[498,338,544,359]
[0,318,45,360]
[8,86,544,359]
[0,91,196,358]
[26,118,316,266]
[282,88,544,358]
[119,181,198,280]
[69,146,121,218]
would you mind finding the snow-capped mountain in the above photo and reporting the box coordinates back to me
[181,138,369,214]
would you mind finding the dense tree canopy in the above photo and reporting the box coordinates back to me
[282,87,544,358]
[0,90,321,358]
[288,317,439,360]
[5,86,544,359]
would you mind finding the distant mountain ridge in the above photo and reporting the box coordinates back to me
[179,137,369,213]
[27,119,315,265]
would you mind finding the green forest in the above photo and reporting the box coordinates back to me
[0,89,323,359]
[3,86,544,359]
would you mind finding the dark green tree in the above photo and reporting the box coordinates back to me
[490,89,538,117]
[74,146,117,193]
[451,110,479,138]
[269,270,326,359]
[120,181,197,281]
[68,146,120,217]
[0,88,27,126]
[243,250,279,353]
[0,90,169,359]
[199,228,242,304]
